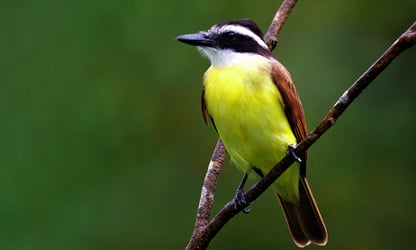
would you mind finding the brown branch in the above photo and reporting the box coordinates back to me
[264,0,298,50]
[185,0,416,247]
[295,21,416,153]
[191,139,226,233]
[186,1,298,249]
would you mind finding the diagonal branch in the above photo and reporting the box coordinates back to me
[187,20,416,249]
[191,139,226,234]
[185,0,416,246]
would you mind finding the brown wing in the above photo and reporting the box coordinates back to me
[270,58,308,175]
[271,59,328,246]
[201,86,218,132]
[201,86,209,124]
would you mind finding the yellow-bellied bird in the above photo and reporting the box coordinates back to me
[177,19,327,247]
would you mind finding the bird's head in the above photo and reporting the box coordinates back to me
[177,19,272,67]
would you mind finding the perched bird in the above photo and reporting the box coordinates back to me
[177,19,327,247]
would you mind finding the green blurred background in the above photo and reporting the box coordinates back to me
[1,0,415,249]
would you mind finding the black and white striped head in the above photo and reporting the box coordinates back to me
[177,19,272,67]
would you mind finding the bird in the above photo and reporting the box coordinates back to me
[176,19,327,247]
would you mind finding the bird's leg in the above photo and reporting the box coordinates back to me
[287,144,302,163]
[234,173,251,214]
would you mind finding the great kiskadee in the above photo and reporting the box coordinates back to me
[177,19,327,247]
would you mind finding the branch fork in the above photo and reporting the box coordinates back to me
[185,0,416,248]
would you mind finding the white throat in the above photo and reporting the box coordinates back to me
[198,47,267,68]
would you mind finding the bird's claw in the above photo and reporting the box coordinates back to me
[287,144,302,163]
[234,188,251,214]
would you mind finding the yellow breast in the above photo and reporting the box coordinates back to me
[203,57,300,203]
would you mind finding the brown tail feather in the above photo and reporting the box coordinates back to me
[277,177,328,247]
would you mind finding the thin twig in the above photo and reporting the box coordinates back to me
[264,0,298,50]
[186,20,416,249]
[192,139,226,233]
[295,21,416,153]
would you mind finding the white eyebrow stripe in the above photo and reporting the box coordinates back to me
[216,25,269,50]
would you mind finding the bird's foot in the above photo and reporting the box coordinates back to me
[233,188,251,214]
[287,144,302,163]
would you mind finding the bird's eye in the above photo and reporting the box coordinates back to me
[223,31,237,42]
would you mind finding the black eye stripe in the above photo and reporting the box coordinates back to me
[219,32,250,43]
[224,31,237,41]
[207,20,271,55]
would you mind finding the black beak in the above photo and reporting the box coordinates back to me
[176,33,215,47]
